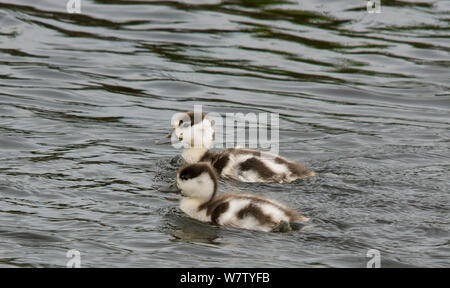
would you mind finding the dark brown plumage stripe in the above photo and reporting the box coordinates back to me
[211,202,229,224]
[212,154,229,175]
[198,150,230,176]
[199,150,216,163]
[237,203,276,225]
[274,156,312,177]
[219,194,303,222]
[239,157,276,179]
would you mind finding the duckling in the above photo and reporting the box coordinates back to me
[176,163,309,232]
[168,111,315,183]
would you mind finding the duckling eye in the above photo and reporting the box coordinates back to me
[180,174,189,180]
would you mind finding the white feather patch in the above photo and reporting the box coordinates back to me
[180,198,210,222]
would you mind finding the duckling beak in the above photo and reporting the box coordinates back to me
[155,129,174,145]
[158,182,181,193]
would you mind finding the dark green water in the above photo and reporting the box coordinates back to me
[0,0,449,267]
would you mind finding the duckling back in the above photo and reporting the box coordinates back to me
[204,148,315,183]
[200,193,309,232]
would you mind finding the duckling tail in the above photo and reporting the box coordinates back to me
[295,215,310,222]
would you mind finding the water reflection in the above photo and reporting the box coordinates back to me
[169,216,222,245]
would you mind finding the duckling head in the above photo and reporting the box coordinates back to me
[177,163,217,201]
[171,112,215,149]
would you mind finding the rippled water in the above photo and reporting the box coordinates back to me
[0,0,449,268]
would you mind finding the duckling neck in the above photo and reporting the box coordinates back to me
[182,147,209,164]
[180,197,211,222]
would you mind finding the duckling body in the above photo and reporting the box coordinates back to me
[177,163,309,232]
[199,148,315,183]
[181,193,308,232]
[171,112,315,183]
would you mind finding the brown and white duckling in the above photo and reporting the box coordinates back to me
[176,163,309,232]
[168,111,315,183]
